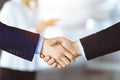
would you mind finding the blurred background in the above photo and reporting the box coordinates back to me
[0,0,120,80]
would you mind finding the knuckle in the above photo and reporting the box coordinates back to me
[70,56,75,61]
[66,62,70,65]
[69,54,74,59]
[52,63,57,67]
[48,62,52,65]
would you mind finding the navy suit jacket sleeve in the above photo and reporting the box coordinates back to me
[80,22,120,60]
[0,22,40,61]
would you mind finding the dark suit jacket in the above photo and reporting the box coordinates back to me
[0,22,39,61]
[80,22,120,60]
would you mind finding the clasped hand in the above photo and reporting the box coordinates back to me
[40,37,81,68]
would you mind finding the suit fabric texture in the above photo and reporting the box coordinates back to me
[80,22,120,60]
[0,22,39,61]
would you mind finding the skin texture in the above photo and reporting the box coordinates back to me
[41,38,76,68]
[41,37,82,68]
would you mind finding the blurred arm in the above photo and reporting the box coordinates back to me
[0,22,40,61]
[80,22,120,60]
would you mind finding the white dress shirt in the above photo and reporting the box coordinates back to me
[77,41,87,60]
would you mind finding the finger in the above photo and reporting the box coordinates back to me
[57,59,66,68]
[51,62,57,68]
[60,56,70,65]
[64,52,75,62]
[47,58,55,65]
[43,55,51,62]
[61,44,75,61]
[57,64,62,68]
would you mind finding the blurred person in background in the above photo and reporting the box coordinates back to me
[0,0,58,80]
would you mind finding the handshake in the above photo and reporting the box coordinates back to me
[40,37,82,68]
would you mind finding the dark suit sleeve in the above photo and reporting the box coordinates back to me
[0,22,40,61]
[80,22,120,60]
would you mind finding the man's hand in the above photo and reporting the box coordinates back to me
[41,38,75,68]
[41,37,82,68]
[50,37,82,58]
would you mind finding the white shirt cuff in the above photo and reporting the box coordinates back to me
[77,40,87,60]
[35,36,44,54]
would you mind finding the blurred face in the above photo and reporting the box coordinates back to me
[22,0,38,8]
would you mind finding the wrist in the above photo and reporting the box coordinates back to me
[74,41,82,56]
[41,38,51,55]
[41,38,47,56]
